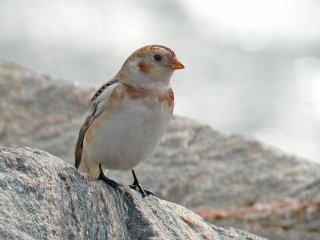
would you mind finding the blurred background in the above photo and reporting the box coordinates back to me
[1,0,320,162]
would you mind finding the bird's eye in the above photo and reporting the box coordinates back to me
[154,55,162,62]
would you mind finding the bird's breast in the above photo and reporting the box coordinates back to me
[83,85,174,170]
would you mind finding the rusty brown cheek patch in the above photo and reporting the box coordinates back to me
[138,61,150,74]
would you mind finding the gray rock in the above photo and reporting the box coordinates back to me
[0,147,267,240]
[1,62,320,239]
[0,61,90,161]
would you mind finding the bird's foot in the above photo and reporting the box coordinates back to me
[130,169,153,197]
[98,174,119,188]
[129,183,153,198]
[98,163,119,188]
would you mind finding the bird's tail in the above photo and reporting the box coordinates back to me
[77,156,102,177]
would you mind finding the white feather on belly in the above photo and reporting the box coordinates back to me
[83,96,171,170]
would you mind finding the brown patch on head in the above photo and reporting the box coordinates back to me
[132,45,176,58]
[138,61,151,74]
[149,45,176,57]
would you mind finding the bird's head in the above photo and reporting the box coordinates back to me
[117,45,184,90]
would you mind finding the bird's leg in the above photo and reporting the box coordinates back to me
[129,169,153,197]
[98,164,119,188]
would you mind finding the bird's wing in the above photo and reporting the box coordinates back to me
[75,79,119,169]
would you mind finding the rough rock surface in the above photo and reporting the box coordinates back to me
[0,147,267,240]
[1,62,320,239]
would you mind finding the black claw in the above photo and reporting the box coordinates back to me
[98,174,119,188]
[144,189,153,196]
[130,170,153,197]
[98,164,119,188]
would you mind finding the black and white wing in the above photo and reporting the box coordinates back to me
[75,79,118,169]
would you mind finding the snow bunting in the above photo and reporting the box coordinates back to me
[75,45,184,196]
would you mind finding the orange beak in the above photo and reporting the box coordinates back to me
[170,58,185,70]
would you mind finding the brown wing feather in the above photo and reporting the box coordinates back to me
[74,106,97,169]
[74,79,118,169]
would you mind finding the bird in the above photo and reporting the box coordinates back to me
[75,45,184,197]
